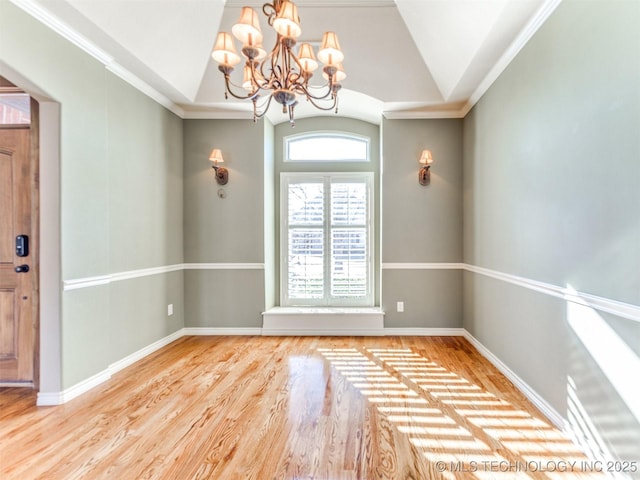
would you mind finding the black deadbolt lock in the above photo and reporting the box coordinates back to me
[16,235,29,257]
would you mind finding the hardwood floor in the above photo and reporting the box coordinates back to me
[0,336,603,479]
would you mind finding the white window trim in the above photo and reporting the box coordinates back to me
[283,131,370,163]
[280,172,374,307]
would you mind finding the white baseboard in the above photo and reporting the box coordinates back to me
[37,329,184,406]
[108,329,184,375]
[462,329,565,429]
[384,327,464,336]
[33,324,564,424]
[183,327,263,336]
[37,369,111,406]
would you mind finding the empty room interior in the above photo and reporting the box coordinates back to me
[0,0,639,478]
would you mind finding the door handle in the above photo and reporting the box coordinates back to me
[15,264,30,273]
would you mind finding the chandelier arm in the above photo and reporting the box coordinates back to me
[292,82,336,102]
[224,75,261,101]
[306,81,334,92]
[268,39,287,90]
[270,38,281,72]
[253,94,274,119]
[272,66,285,90]
[283,44,295,90]
[287,48,313,88]
[250,58,271,91]
[299,93,339,112]
[247,61,267,92]
[263,1,279,26]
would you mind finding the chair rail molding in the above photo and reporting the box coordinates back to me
[382,262,640,323]
[63,263,266,290]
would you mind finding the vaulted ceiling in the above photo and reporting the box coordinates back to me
[26,0,559,124]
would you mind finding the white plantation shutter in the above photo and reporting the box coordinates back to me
[282,173,373,306]
[287,182,324,299]
[330,183,368,298]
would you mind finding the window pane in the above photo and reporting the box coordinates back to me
[331,227,367,298]
[331,183,367,225]
[282,172,372,306]
[0,94,30,125]
[287,135,368,161]
[288,228,324,299]
[288,183,324,225]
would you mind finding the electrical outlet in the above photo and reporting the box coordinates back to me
[167,304,174,316]
[397,301,404,313]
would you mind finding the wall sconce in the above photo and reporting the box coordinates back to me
[209,148,228,185]
[418,149,434,186]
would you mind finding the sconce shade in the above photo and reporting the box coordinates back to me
[209,148,228,185]
[209,148,224,164]
[419,149,434,165]
[232,7,263,46]
[212,32,241,66]
[318,32,344,65]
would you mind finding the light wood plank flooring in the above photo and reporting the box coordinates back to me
[0,336,603,479]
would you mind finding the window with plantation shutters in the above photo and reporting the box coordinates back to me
[281,173,373,306]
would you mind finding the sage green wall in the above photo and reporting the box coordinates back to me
[183,119,267,327]
[382,118,463,328]
[106,75,184,365]
[273,116,381,306]
[264,122,276,310]
[463,0,640,465]
[0,2,185,388]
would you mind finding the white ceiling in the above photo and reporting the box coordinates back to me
[22,0,560,124]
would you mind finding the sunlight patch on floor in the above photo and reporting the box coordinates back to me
[318,346,606,479]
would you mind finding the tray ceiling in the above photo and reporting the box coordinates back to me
[16,0,560,124]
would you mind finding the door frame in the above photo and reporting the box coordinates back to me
[0,92,39,385]
[0,62,62,396]
[31,97,40,387]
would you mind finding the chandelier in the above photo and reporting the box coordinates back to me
[211,0,346,126]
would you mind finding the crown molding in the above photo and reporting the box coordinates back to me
[106,64,184,117]
[462,0,563,116]
[182,109,254,120]
[10,0,185,118]
[383,109,465,120]
[224,0,395,7]
[9,0,113,64]
[184,105,467,122]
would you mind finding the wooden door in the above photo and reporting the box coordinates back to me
[0,126,36,383]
